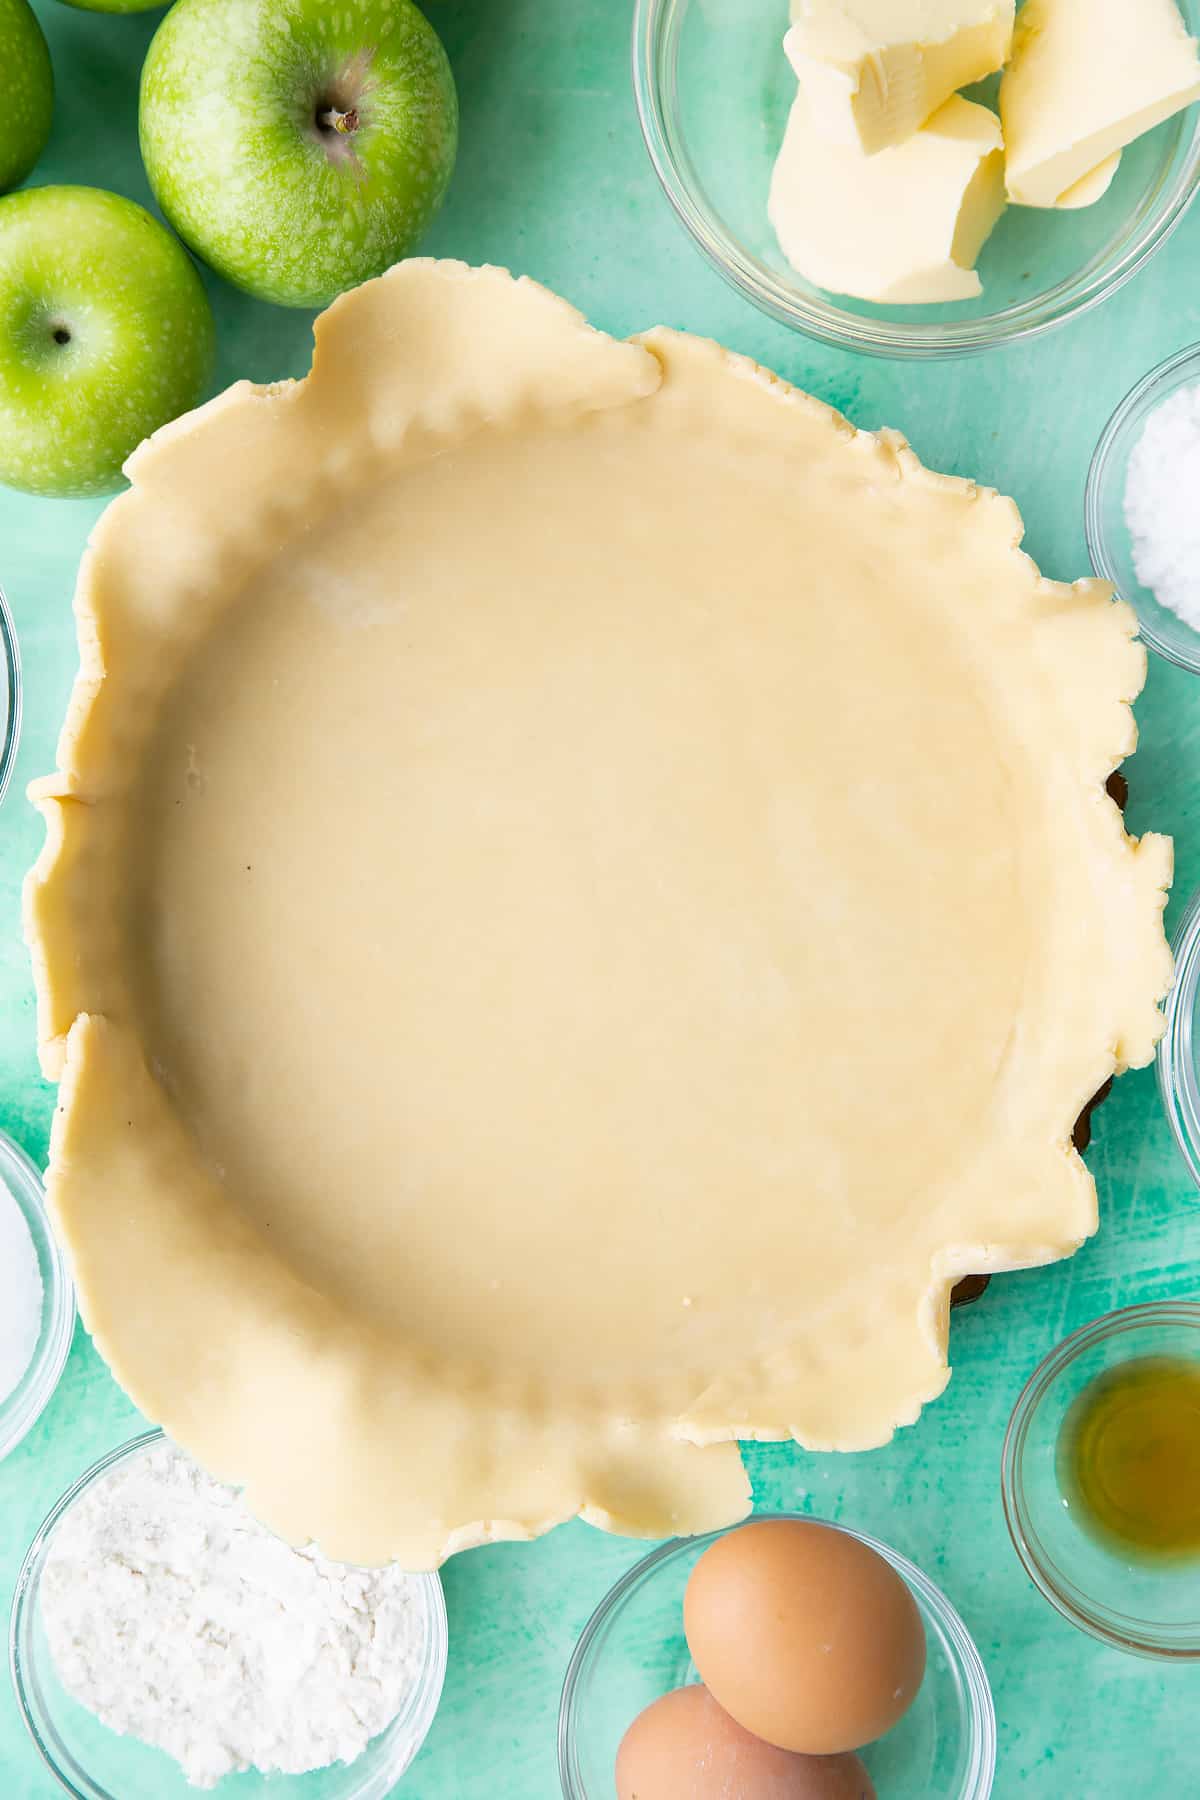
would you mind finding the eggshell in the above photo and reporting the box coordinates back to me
[615,1684,877,1800]
[683,1518,926,1755]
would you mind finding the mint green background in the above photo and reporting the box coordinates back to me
[2,2,1200,1795]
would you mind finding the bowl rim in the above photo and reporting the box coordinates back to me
[631,0,1200,360]
[0,1128,75,1466]
[0,582,22,809]
[9,1427,449,1800]
[557,1511,997,1798]
[1001,1300,1200,1659]
[1158,880,1200,1189]
[1085,341,1200,674]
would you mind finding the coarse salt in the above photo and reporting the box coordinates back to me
[0,1177,42,1406]
[1124,380,1200,632]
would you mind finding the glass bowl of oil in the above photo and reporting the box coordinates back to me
[1002,1303,1200,1659]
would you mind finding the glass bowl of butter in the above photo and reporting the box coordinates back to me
[633,0,1200,358]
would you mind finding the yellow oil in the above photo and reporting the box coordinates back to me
[1058,1356,1200,1559]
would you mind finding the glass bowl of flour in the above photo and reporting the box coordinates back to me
[10,1430,448,1800]
[1087,342,1200,674]
[0,1128,74,1463]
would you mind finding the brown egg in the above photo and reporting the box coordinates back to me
[683,1518,926,1755]
[615,1684,876,1800]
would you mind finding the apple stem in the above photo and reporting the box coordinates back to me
[317,106,360,136]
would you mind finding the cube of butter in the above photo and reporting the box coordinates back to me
[768,93,1006,304]
[1001,0,1200,207]
[785,0,1015,156]
[1056,152,1121,210]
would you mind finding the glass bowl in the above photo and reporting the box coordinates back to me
[10,1430,448,1800]
[1002,1303,1200,1658]
[1159,880,1200,1190]
[558,1514,996,1798]
[632,0,1200,358]
[0,583,21,808]
[1086,343,1200,673]
[0,1128,74,1464]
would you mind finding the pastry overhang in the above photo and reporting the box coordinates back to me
[25,260,1173,1568]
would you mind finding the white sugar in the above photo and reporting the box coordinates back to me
[1124,380,1200,632]
[0,1178,42,1405]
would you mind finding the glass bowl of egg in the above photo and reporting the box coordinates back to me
[558,1513,996,1799]
[1002,1302,1200,1658]
[1086,342,1200,674]
[632,0,1200,358]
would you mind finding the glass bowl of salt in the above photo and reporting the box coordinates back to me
[0,1127,75,1463]
[0,583,20,810]
[1086,343,1200,676]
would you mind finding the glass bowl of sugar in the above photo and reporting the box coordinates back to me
[0,1127,74,1464]
[1086,343,1200,674]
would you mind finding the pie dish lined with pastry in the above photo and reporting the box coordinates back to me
[25,261,1172,1568]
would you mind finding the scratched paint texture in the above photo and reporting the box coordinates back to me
[2,2,1200,1795]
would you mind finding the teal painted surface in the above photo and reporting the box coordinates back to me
[1,2,1199,1795]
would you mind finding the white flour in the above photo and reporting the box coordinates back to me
[1124,380,1200,631]
[0,1179,42,1405]
[41,1442,426,1789]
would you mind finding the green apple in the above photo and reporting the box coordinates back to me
[57,0,166,14]
[0,0,53,193]
[0,187,216,497]
[139,0,458,309]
